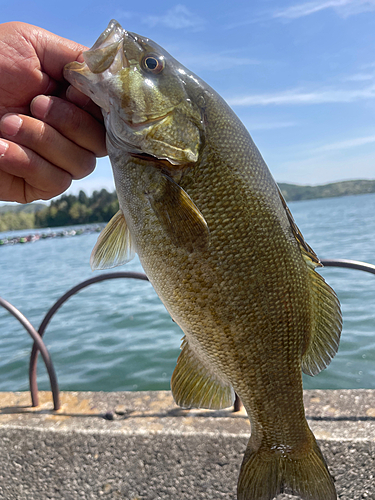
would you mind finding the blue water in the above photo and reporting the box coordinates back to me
[0,193,375,393]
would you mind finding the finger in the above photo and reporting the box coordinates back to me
[0,168,25,203]
[66,85,105,123]
[0,112,96,180]
[15,22,88,82]
[0,139,72,203]
[31,95,106,157]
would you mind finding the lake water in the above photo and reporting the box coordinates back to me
[0,193,375,394]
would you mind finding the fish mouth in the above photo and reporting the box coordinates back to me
[64,21,162,124]
[88,19,125,54]
[82,20,128,74]
[64,20,128,84]
[64,20,189,166]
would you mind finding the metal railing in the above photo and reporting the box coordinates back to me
[1,259,374,411]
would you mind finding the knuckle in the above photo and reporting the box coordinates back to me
[48,97,107,157]
[59,100,85,134]
[24,188,41,204]
[46,97,85,136]
[73,152,96,179]
[36,176,72,202]
[51,179,72,198]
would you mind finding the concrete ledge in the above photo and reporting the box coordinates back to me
[0,390,374,499]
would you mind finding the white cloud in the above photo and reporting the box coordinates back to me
[245,120,298,131]
[143,5,205,31]
[273,0,375,19]
[344,73,375,82]
[178,51,261,71]
[313,135,375,152]
[226,85,375,106]
[270,133,375,184]
[342,64,375,83]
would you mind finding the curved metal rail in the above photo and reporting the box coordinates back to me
[1,259,375,412]
[30,272,149,408]
[321,259,375,275]
[1,272,149,410]
[0,297,60,410]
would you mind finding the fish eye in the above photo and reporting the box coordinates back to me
[142,55,165,74]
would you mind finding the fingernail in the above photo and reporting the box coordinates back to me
[31,95,52,120]
[1,114,23,137]
[0,139,9,156]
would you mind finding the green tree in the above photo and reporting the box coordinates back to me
[2,189,119,231]
[0,211,35,231]
[78,190,88,205]
[69,202,91,224]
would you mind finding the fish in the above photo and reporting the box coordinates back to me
[64,20,342,500]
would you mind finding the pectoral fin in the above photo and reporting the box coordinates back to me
[90,210,136,270]
[171,337,235,409]
[147,174,210,253]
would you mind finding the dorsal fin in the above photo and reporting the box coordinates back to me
[277,186,342,375]
[277,186,321,267]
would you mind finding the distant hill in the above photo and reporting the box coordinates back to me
[278,180,375,202]
[0,202,45,214]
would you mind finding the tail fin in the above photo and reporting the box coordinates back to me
[237,433,336,500]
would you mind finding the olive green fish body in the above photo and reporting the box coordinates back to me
[112,92,306,413]
[65,20,342,500]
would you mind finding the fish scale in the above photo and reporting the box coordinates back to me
[65,19,342,500]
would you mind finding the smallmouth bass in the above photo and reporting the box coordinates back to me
[65,20,342,500]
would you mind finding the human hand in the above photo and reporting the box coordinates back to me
[0,22,107,203]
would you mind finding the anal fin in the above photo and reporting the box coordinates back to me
[171,337,234,410]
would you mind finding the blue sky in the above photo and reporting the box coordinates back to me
[3,0,375,194]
